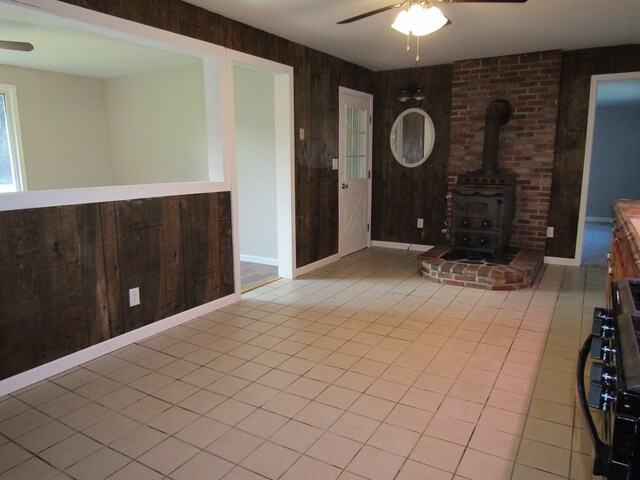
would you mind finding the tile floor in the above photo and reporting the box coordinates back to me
[0,247,605,479]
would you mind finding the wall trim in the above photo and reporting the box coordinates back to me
[0,292,240,397]
[372,241,435,252]
[240,254,278,266]
[544,256,581,266]
[295,254,340,277]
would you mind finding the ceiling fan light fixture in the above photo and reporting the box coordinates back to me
[391,3,448,37]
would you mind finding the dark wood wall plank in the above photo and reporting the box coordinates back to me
[180,193,234,309]
[99,203,124,338]
[77,203,111,345]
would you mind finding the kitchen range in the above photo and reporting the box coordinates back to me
[579,201,640,479]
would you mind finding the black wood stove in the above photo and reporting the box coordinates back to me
[451,99,516,254]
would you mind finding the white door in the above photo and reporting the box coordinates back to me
[339,88,372,257]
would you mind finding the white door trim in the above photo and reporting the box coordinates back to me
[575,70,640,265]
[226,50,296,290]
[338,86,373,257]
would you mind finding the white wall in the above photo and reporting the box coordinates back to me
[0,65,112,190]
[105,64,208,185]
[234,67,278,262]
[587,103,640,218]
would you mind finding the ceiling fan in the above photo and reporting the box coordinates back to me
[338,0,527,63]
[337,0,528,25]
[0,41,34,52]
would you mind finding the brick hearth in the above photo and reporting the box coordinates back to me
[418,245,544,290]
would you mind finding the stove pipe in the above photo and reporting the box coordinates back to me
[481,99,512,174]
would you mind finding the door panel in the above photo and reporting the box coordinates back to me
[339,89,372,257]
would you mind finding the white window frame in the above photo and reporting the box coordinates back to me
[0,83,26,192]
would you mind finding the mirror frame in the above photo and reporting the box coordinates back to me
[390,107,435,168]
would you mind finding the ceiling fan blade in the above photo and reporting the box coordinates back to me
[441,0,527,3]
[337,3,404,24]
[0,40,34,52]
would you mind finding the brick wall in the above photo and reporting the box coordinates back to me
[448,51,562,250]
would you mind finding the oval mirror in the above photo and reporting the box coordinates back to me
[390,108,435,168]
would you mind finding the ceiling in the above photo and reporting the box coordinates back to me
[0,2,200,79]
[183,0,640,71]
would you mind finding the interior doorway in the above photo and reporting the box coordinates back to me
[227,51,295,292]
[577,71,640,265]
[338,87,373,257]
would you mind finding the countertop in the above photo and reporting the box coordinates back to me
[613,199,640,275]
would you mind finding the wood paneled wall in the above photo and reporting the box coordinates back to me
[546,45,640,258]
[59,0,372,268]
[372,65,453,245]
[0,193,233,380]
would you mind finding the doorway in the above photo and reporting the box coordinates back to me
[338,87,373,257]
[577,72,640,265]
[227,51,295,292]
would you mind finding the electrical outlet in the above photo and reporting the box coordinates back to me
[546,226,554,238]
[417,218,424,229]
[299,128,305,140]
[332,158,338,170]
[129,287,140,307]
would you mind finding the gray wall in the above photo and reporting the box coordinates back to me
[235,67,278,263]
[587,103,640,219]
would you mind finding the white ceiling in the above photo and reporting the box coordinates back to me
[183,0,640,71]
[0,2,200,79]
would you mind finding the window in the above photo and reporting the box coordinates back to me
[0,84,25,192]
[345,105,366,180]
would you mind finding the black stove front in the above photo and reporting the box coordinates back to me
[451,173,516,253]
[579,278,640,479]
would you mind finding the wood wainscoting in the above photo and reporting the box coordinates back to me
[0,192,234,380]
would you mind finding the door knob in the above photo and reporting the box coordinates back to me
[342,183,348,189]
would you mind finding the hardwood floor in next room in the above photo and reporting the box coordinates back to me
[0,247,603,479]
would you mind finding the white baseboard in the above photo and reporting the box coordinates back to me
[0,292,240,397]
[586,216,613,223]
[372,240,435,252]
[295,253,340,277]
[240,254,278,266]
[544,256,580,266]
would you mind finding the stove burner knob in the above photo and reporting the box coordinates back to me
[481,219,491,228]
[590,336,615,361]
[587,382,615,411]
[590,363,616,385]
[592,308,614,337]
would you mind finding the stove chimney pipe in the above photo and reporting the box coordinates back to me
[482,99,512,174]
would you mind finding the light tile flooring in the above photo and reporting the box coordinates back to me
[0,247,605,480]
